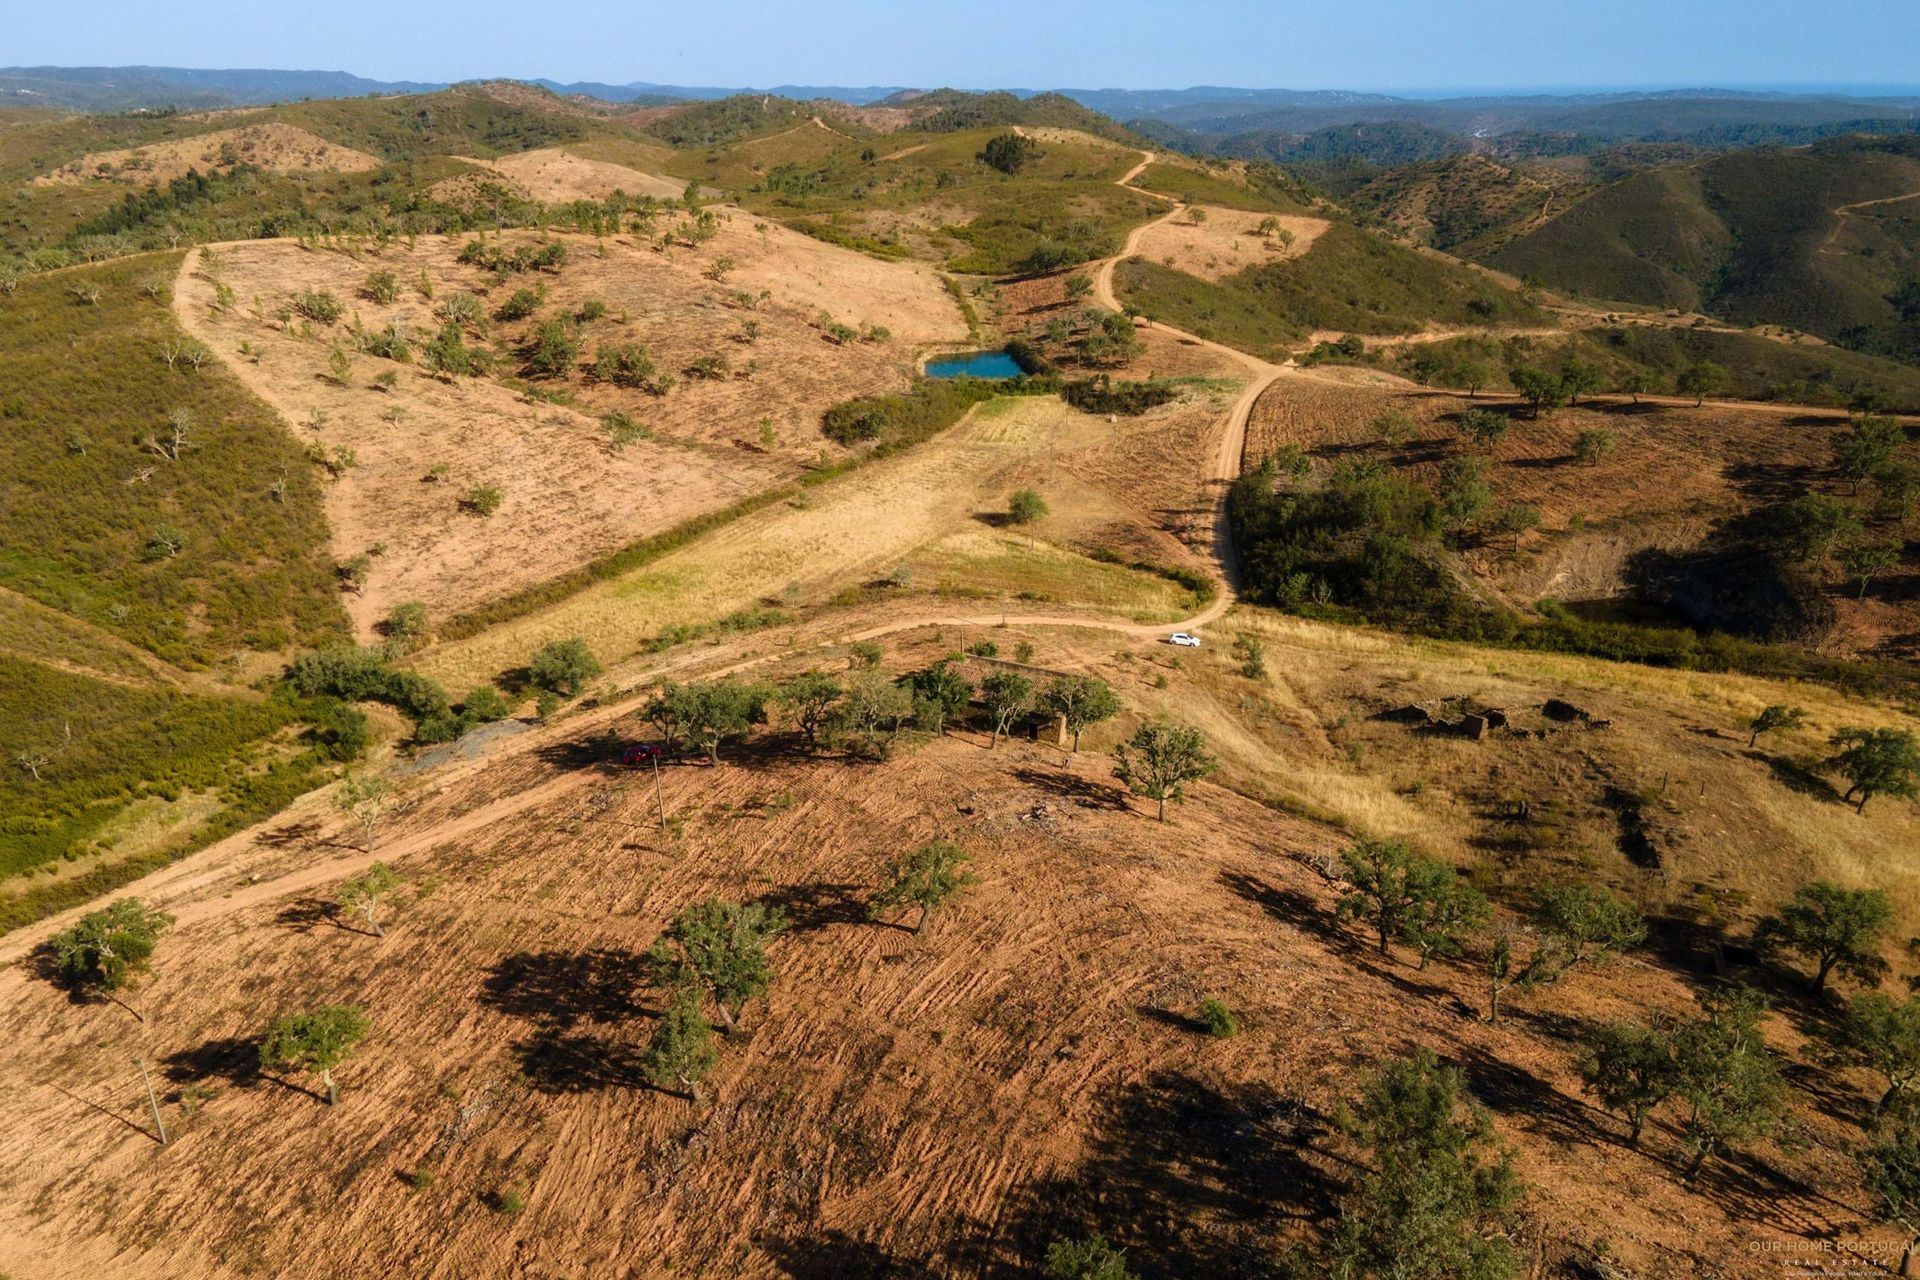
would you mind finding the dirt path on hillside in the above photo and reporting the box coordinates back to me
[1821,186,1920,254]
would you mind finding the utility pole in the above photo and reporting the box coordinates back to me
[137,1057,167,1146]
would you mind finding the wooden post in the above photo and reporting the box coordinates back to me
[137,1057,167,1146]
[651,753,668,832]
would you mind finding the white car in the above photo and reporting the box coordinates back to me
[1167,632,1202,648]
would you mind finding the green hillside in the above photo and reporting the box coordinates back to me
[1487,136,1920,364]
[0,255,345,666]
[1116,220,1545,356]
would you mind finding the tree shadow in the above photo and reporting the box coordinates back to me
[968,1071,1341,1279]
[1008,766,1131,810]
[479,949,652,1029]
[761,1232,936,1279]
[511,1029,655,1095]
[1137,1004,1209,1035]
[1217,870,1355,952]
[1685,1137,1859,1239]
[1447,1042,1601,1146]
[256,819,325,848]
[1750,751,1845,805]
[162,1035,325,1102]
[756,881,870,933]
[271,896,358,935]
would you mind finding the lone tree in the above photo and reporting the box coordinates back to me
[1748,703,1804,748]
[1335,840,1452,959]
[1328,1047,1523,1280]
[979,132,1039,175]
[259,1005,371,1105]
[1578,1021,1680,1146]
[336,862,402,938]
[1485,883,1645,1023]
[869,840,975,935]
[1111,721,1216,821]
[1846,540,1904,599]
[649,679,771,764]
[1510,364,1568,418]
[47,898,174,1017]
[905,660,973,735]
[1833,415,1906,493]
[334,770,391,854]
[647,898,790,1032]
[528,637,602,698]
[1828,727,1920,814]
[980,670,1034,748]
[775,670,844,750]
[1007,489,1049,525]
[1676,360,1732,406]
[1459,408,1509,449]
[1755,881,1894,993]
[1861,1124,1920,1277]
[1672,986,1785,1180]
[1043,675,1122,751]
[1850,992,1920,1117]
[642,986,719,1104]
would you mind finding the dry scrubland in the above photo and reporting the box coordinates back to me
[1244,376,1918,653]
[175,222,965,637]
[2,612,1917,1277]
[33,122,382,186]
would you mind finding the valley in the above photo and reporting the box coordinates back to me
[4,61,1920,1280]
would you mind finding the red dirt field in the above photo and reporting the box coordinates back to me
[0,653,1899,1279]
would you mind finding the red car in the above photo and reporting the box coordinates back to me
[622,742,667,766]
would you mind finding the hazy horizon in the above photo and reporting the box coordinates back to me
[9,0,1917,99]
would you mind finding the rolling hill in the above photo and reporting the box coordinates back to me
[1485,135,1920,364]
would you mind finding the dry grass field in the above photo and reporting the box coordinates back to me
[408,390,1229,690]
[450,146,686,202]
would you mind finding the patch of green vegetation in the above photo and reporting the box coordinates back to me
[1118,221,1543,355]
[1130,161,1315,213]
[646,96,822,149]
[277,89,587,161]
[1229,462,1920,699]
[906,91,1139,144]
[1391,328,1920,412]
[674,124,1158,276]
[0,652,336,934]
[0,257,345,666]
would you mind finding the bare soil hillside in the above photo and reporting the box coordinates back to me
[34,123,381,186]
[0,615,1913,1278]
[174,223,963,638]
[1130,206,1328,281]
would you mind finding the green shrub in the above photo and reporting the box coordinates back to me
[1199,996,1240,1038]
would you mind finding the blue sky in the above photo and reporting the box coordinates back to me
[9,0,1919,93]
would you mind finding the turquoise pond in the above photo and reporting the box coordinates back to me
[925,350,1023,379]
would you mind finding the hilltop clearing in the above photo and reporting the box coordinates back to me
[32,123,381,186]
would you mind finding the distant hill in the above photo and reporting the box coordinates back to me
[0,65,444,112]
[1213,121,1468,170]
[1485,135,1920,364]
